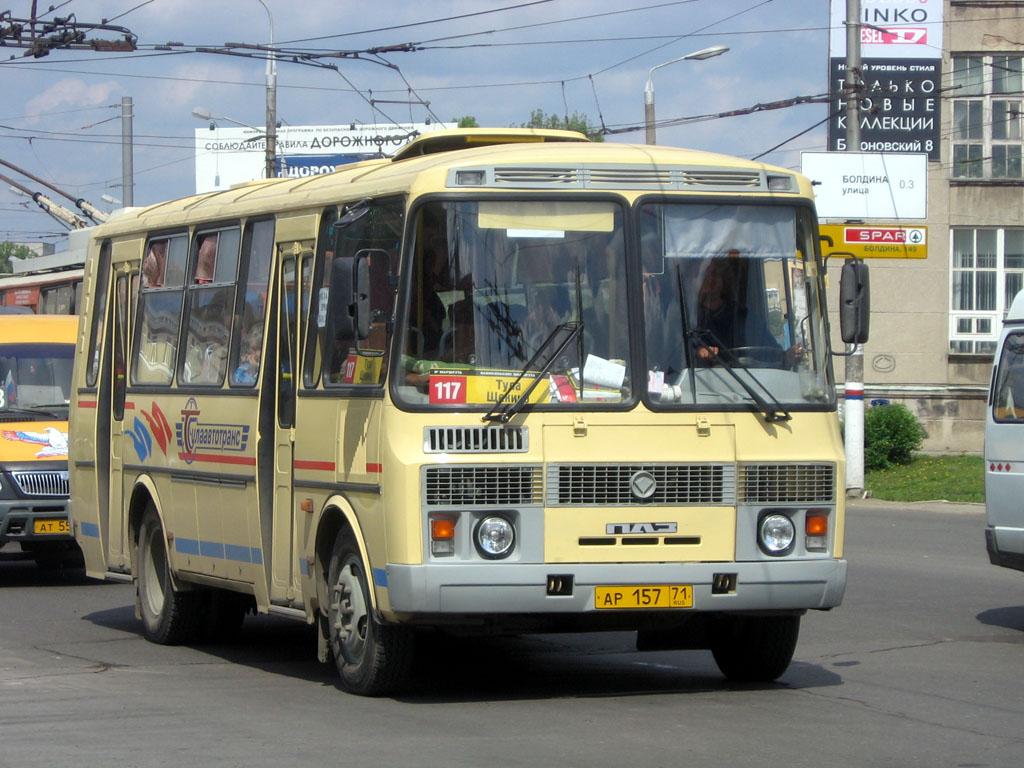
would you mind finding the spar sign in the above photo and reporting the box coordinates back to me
[820,224,927,259]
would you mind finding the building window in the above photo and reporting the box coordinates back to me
[950,228,1024,355]
[951,55,1023,180]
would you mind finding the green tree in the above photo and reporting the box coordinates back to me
[0,241,32,274]
[453,115,479,128]
[520,109,604,141]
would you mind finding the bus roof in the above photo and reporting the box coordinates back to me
[0,313,78,343]
[90,132,810,236]
[391,127,590,160]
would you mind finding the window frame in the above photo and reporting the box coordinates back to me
[949,227,1024,356]
[951,53,1024,180]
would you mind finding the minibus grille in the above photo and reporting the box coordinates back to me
[738,463,836,504]
[423,426,528,453]
[483,165,769,191]
[546,464,735,506]
[11,470,70,497]
[424,465,542,506]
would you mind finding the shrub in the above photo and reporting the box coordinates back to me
[863,403,926,470]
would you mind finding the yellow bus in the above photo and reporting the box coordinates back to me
[1,314,79,567]
[70,128,865,695]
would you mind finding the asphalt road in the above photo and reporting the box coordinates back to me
[1,499,1021,768]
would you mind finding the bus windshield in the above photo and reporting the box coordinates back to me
[639,201,833,410]
[398,199,631,408]
[0,342,74,414]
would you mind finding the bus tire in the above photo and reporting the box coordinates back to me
[327,531,413,696]
[137,505,201,645]
[710,614,800,682]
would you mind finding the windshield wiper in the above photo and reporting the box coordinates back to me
[0,405,66,420]
[482,321,583,424]
[688,328,791,423]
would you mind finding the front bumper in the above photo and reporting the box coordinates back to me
[0,498,73,545]
[385,558,847,614]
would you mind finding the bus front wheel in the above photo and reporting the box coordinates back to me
[327,532,413,696]
[710,614,800,682]
[136,505,202,645]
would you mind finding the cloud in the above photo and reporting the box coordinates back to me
[24,79,121,123]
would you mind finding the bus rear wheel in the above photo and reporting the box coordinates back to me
[136,505,202,645]
[710,614,800,682]
[327,532,413,696]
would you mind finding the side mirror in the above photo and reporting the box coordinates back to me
[327,255,370,342]
[839,259,870,345]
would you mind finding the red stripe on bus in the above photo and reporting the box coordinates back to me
[366,463,383,473]
[294,459,335,471]
[79,400,98,408]
[176,453,257,466]
[124,401,135,410]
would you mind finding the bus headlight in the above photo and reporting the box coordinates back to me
[474,515,515,559]
[758,513,795,556]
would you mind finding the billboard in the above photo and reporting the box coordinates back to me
[194,122,453,193]
[827,0,942,161]
[801,151,928,220]
[829,0,943,60]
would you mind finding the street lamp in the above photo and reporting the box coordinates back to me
[644,44,729,145]
[191,107,261,132]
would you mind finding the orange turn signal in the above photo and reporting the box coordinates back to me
[431,518,456,540]
[806,514,828,536]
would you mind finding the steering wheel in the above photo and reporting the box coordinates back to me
[727,346,786,368]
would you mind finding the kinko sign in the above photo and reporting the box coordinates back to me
[827,0,942,161]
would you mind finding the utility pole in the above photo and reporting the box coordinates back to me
[844,0,865,497]
[257,0,277,180]
[121,96,134,206]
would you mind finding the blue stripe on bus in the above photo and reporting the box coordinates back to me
[224,544,251,563]
[373,568,388,587]
[80,522,100,538]
[199,540,224,559]
[175,537,200,555]
[174,537,262,565]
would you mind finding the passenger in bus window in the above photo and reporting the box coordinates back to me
[142,240,167,288]
[195,235,217,283]
[233,323,263,385]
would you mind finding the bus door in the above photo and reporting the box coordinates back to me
[106,267,134,568]
[270,248,313,599]
[71,242,113,571]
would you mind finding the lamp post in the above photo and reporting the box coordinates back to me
[255,0,277,180]
[644,45,729,145]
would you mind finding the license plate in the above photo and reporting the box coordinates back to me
[33,518,70,535]
[594,585,693,609]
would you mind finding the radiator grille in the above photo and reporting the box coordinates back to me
[11,470,70,497]
[424,426,528,454]
[547,464,735,506]
[424,465,542,506]
[738,464,836,504]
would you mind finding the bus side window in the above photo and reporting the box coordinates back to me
[230,220,274,387]
[85,242,112,388]
[181,228,240,386]
[321,198,404,387]
[132,234,188,386]
[994,333,1024,421]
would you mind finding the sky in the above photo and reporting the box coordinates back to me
[0,0,833,246]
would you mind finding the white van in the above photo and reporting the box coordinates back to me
[985,291,1024,573]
